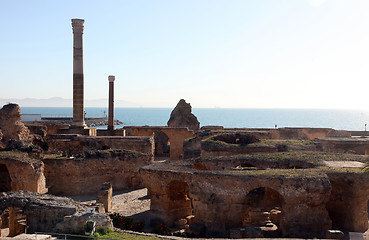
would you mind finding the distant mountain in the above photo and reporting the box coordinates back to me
[0,97,140,108]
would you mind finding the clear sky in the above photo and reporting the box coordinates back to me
[1,0,368,109]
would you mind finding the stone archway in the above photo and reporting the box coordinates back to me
[0,207,27,237]
[0,164,11,192]
[154,131,170,157]
[166,180,193,227]
[243,187,284,237]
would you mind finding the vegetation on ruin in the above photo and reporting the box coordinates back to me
[256,139,317,150]
[0,150,40,163]
[225,165,364,178]
[109,213,145,232]
[74,149,142,159]
[225,167,328,178]
[201,136,319,152]
[151,223,172,236]
[93,229,161,240]
[200,151,369,165]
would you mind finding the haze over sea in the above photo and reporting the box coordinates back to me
[20,107,369,131]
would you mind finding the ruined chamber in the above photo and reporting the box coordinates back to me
[140,151,369,238]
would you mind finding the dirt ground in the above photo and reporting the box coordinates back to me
[72,188,151,221]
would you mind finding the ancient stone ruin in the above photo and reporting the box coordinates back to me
[1,17,369,240]
[1,101,369,239]
[0,191,111,236]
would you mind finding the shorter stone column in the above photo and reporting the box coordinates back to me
[96,182,113,213]
[108,75,115,131]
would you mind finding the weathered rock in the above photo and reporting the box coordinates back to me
[96,182,112,213]
[0,191,84,233]
[167,99,199,131]
[54,212,112,234]
[0,104,30,142]
[0,151,48,193]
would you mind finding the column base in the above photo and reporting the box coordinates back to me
[71,120,87,129]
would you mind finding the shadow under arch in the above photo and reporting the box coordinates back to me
[242,186,284,237]
[0,164,11,192]
[165,180,193,226]
[154,131,170,157]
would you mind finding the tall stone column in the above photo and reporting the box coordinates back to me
[108,75,115,131]
[71,19,86,128]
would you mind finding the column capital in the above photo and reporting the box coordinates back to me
[71,19,85,34]
[108,75,115,82]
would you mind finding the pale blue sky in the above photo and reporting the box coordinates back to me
[1,0,368,108]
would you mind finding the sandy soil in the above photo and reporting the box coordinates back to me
[72,188,151,221]
[111,188,151,221]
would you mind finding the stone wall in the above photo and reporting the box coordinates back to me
[0,191,82,233]
[124,126,194,160]
[318,137,369,155]
[96,129,125,136]
[0,157,47,194]
[43,149,153,196]
[141,162,332,238]
[276,128,350,140]
[326,172,369,232]
[48,135,154,156]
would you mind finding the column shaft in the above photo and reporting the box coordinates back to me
[71,19,86,128]
[108,75,115,131]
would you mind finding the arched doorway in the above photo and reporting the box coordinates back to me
[0,164,11,192]
[166,180,193,227]
[0,207,27,237]
[154,131,170,157]
[243,187,284,237]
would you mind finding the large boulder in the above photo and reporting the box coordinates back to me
[167,99,200,131]
[0,104,30,142]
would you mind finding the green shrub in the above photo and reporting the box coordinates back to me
[151,224,172,236]
[109,213,145,232]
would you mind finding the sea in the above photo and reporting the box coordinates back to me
[20,107,369,131]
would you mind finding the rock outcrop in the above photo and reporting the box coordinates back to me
[167,99,200,131]
[0,104,30,142]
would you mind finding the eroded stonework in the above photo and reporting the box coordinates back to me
[167,99,200,131]
[0,104,30,142]
[141,152,369,238]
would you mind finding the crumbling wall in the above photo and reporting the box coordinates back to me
[141,163,332,238]
[276,128,350,140]
[124,126,194,160]
[0,191,82,233]
[0,157,47,193]
[326,172,369,232]
[318,138,369,155]
[48,135,154,156]
[44,150,153,196]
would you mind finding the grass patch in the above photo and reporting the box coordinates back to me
[94,230,161,240]
[0,150,40,163]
